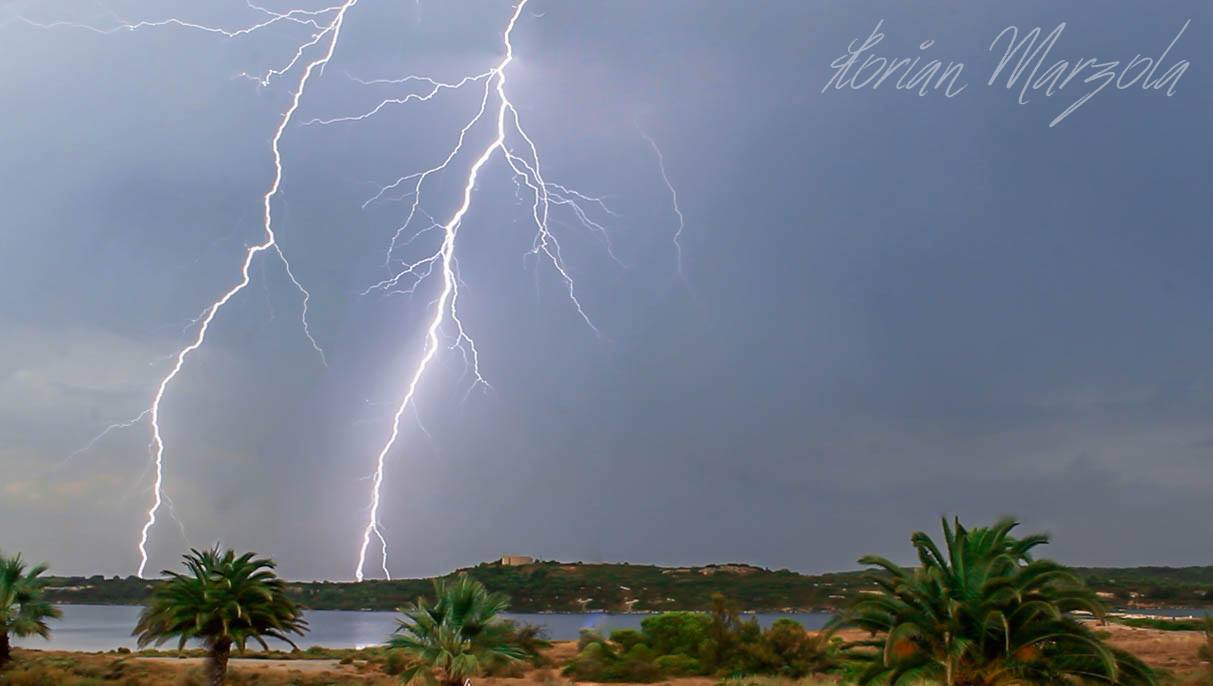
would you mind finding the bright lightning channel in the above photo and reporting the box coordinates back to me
[22,2,355,576]
[136,1,357,578]
[24,0,686,581]
[320,0,613,581]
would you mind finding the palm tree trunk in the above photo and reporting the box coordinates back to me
[0,629,10,670]
[207,639,232,686]
[945,631,954,686]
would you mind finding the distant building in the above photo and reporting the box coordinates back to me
[500,555,534,566]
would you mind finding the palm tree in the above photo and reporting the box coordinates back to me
[0,551,62,670]
[389,575,524,686]
[831,517,1156,686]
[133,547,307,686]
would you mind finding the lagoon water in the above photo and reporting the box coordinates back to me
[16,604,835,652]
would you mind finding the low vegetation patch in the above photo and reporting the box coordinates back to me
[0,650,163,686]
[563,595,839,682]
[1111,616,1209,632]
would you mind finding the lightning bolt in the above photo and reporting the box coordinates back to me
[58,409,151,469]
[639,128,688,281]
[136,1,357,578]
[22,0,685,581]
[315,0,618,580]
[22,2,355,576]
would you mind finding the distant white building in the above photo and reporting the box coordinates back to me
[499,555,534,566]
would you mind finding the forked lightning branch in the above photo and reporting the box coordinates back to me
[19,1,684,580]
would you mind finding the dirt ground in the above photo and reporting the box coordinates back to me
[1099,623,1209,673]
[821,625,1210,675]
[4,627,1209,685]
[141,655,350,673]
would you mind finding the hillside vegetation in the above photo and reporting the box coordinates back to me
[39,560,1213,612]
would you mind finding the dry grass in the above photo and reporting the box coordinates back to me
[0,650,395,686]
[3,627,1209,686]
[1098,622,1209,673]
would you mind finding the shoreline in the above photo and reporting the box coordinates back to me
[41,561,1213,614]
[43,600,847,615]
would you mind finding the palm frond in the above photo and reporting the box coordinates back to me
[834,518,1158,686]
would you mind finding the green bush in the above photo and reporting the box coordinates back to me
[382,648,408,676]
[613,648,663,682]
[577,627,606,651]
[654,653,703,676]
[609,627,645,651]
[698,637,720,671]
[563,639,617,681]
[760,618,838,677]
[640,611,711,656]
[563,632,664,682]
[564,604,838,681]
[623,643,656,663]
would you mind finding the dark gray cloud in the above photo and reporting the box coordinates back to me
[1,0,1210,579]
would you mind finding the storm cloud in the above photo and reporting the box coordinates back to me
[1,0,1210,579]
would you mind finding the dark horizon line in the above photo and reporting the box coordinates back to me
[46,557,1213,584]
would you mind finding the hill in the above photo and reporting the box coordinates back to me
[41,560,1213,613]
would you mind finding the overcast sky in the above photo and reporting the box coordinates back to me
[1,0,1210,580]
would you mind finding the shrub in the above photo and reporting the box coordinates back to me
[614,648,663,682]
[698,637,720,670]
[563,632,664,682]
[609,628,645,651]
[761,619,838,677]
[504,620,552,666]
[563,605,844,681]
[563,639,617,681]
[640,611,711,656]
[623,643,656,663]
[654,653,702,676]
[578,628,606,651]
[382,648,408,676]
